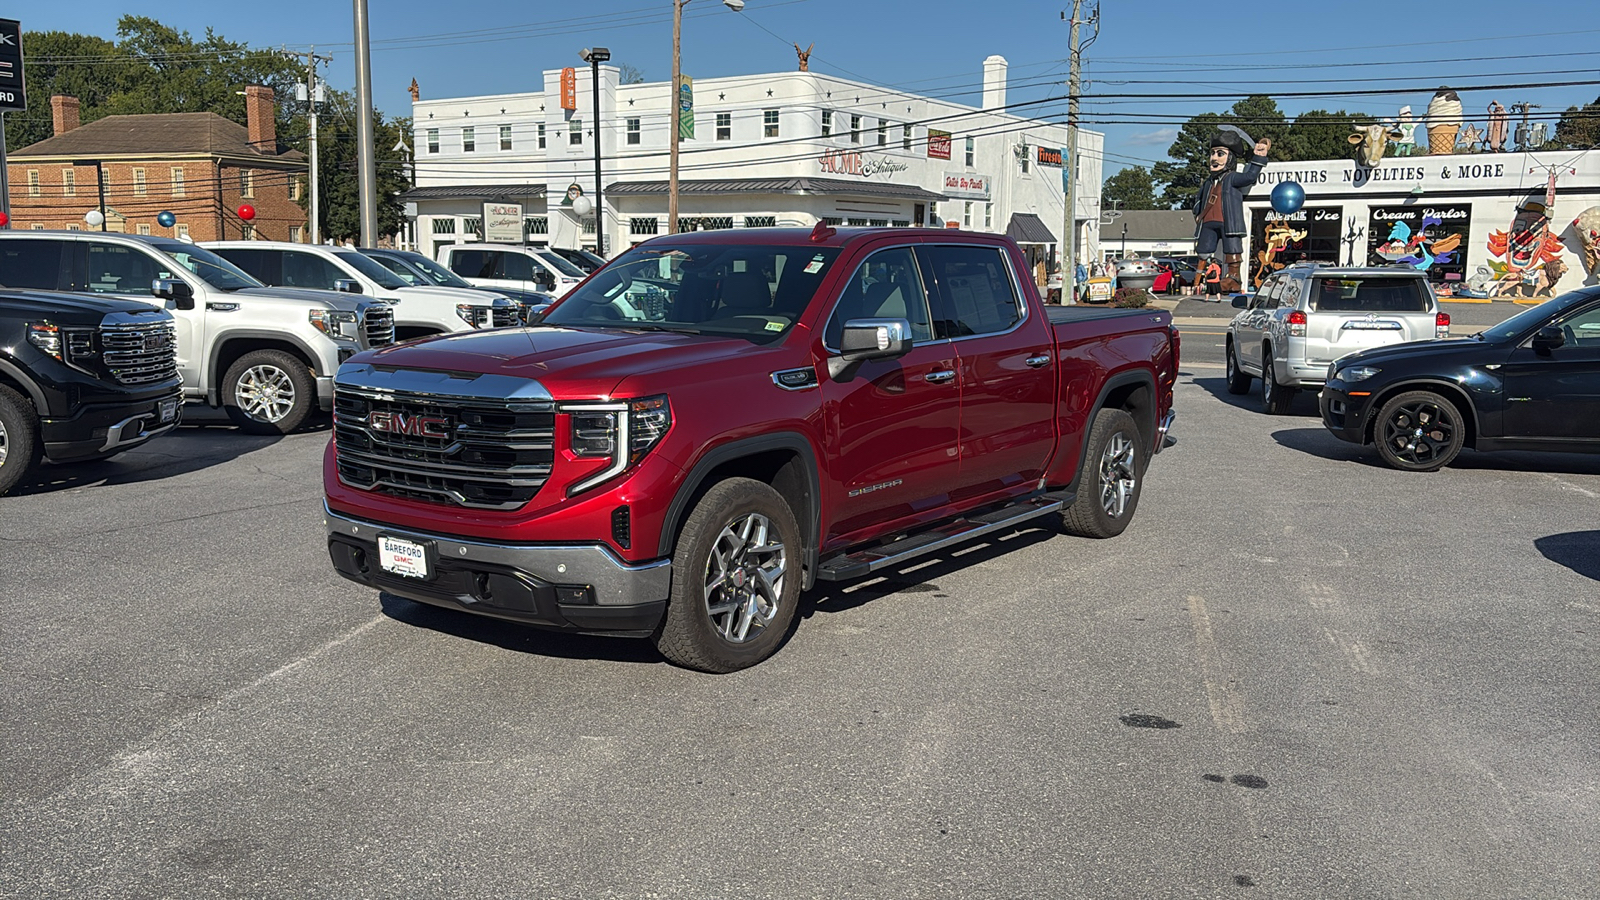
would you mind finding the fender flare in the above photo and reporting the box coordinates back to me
[1064,368,1158,495]
[657,431,822,588]
[0,357,48,410]
[208,330,337,405]
[1364,378,1484,445]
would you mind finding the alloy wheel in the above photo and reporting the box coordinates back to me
[1098,431,1138,518]
[702,512,787,644]
[0,418,8,467]
[235,364,297,423]
[1381,399,1457,466]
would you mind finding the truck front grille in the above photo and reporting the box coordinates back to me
[491,306,519,328]
[100,321,179,386]
[363,306,395,347]
[459,305,518,329]
[333,388,554,509]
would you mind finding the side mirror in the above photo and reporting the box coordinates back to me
[333,279,364,294]
[1531,325,1565,354]
[1231,295,1249,309]
[152,278,196,310]
[838,318,913,362]
[524,304,550,325]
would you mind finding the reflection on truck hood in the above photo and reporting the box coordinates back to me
[233,286,369,310]
[360,325,764,396]
[397,285,504,304]
[1338,337,1484,367]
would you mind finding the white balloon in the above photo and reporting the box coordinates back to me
[84,210,105,227]
[571,195,593,217]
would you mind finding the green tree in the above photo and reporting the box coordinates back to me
[8,31,137,151]
[1550,96,1600,150]
[306,90,410,242]
[1152,95,1287,210]
[1103,165,1160,210]
[617,64,646,86]
[1276,109,1377,162]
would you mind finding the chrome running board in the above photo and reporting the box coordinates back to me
[814,496,1066,582]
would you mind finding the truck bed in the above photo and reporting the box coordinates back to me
[1045,305,1166,325]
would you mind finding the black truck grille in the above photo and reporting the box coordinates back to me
[333,388,554,509]
[100,321,179,386]
[492,306,519,328]
[363,306,395,347]
[459,305,519,329]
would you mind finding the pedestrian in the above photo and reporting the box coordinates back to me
[1203,257,1222,301]
[1074,261,1088,303]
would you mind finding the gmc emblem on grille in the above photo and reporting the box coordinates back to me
[369,411,451,438]
[143,332,171,351]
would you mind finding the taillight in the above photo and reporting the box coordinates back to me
[1287,310,1307,337]
[1435,311,1450,339]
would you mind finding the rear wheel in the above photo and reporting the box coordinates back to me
[1225,341,1251,394]
[1374,390,1465,472]
[654,477,802,673]
[223,350,314,435]
[0,385,42,497]
[1260,347,1295,415]
[1062,408,1145,539]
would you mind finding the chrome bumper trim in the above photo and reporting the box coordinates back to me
[1154,409,1176,454]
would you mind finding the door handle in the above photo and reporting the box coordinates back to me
[1026,354,1051,368]
[925,370,956,384]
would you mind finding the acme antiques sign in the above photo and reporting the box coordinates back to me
[818,148,909,179]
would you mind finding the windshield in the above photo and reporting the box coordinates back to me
[1479,289,1598,342]
[537,250,587,278]
[402,253,474,287]
[541,242,840,341]
[147,240,262,291]
[367,254,422,285]
[331,250,409,290]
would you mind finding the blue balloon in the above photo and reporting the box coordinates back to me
[1270,181,1305,215]
[157,210,176,228]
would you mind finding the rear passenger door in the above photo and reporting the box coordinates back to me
[921,243,1056,504]
[0,239,73,290]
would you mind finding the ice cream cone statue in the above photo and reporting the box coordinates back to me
[1573,206,1600,276]
[1426,88,1463,156]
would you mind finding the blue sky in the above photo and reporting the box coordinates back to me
[18,0,1600,178]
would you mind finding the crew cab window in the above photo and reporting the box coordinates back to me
[216,248,280,284]
[824,247,934,347]
[281,251,349,289]
[369,255,423,285]
[497,252,538,281]
[84,244,162,294]
[1311,277,1428,313]
[922,245,1021,338]
[0,240,70,290]
[448,249,494,279]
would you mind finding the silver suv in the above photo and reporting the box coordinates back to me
[1225,264,1448,414]
[0,231,394,434]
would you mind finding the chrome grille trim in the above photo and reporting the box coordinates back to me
[100,321,179,386]
[362,305,395,347]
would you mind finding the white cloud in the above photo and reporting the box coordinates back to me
[1125,128,1179,147]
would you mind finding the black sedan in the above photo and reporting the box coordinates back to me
[1321,285,1600,471]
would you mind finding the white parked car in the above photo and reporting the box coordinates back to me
[206,242,518,341]
[1225,264,1449,414]
[437,243,588,299]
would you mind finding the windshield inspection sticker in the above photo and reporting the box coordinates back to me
[804,255,826,274]
[765,321,785,332]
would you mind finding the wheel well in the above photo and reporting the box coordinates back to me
[1363,382,1478,448]
[1101,381,1155,449]
[0,370,35,410]
[665,448,815,561]
[215,339,317,381]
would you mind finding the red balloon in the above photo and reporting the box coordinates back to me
[0,211,9,227]
[237,204,256,221]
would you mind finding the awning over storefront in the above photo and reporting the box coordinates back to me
[606,176,945,202]
[402,183,547,202]
[1005,213,1057,244]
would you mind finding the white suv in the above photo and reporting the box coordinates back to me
[1226,265,1449,414]
[437,243,587,299]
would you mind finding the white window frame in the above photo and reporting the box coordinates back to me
[569,119,583,146]
[239,169,254,199]
[426,129,439,153]
[821,109,832,137]
[27,170,39,197]
[716,112,731,141]
[626,117,641,145]
[763,109,780,139]
[132,168,147,196]
[171,167,185,197]
[965,137,975,167]
[462,126,476,153]
[499,124,512,151]
[62,169,76,197]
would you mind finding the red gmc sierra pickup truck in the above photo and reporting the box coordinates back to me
[324,225,1178,672]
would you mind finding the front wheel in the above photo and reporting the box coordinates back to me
[1225,342,1251,394]
[654,477,803,673]
[0,384,42,497]
[1061,408,1146,539]
[1374,390,1465,472]
[223,349,314,435]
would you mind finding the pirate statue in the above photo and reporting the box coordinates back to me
[1192,126,1271,293]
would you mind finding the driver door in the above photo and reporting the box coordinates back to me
[1499,300,1600,441]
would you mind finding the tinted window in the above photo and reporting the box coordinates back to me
[84,244,163,294]
[1311,277,1429,313]
[216,248,282,284]
[148,241,260,291]
[281,251,348,289]
[923,245,1021,338]
[331,250,408,289]
[448,250,494,279]
[1557,303,1600,348]
[496,252,538,282]
[537,250,586,278]
[825,247,933,346]
[396,253,473,287]
[368,254,422,285]
[0,240,69,290]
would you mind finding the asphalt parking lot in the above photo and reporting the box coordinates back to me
[3,370,1597,898]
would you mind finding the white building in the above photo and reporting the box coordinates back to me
[407,55,1103,278]
[1243,148,1600,299]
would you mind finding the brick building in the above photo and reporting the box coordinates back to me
[4,86,308,241]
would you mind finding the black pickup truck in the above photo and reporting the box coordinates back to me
[0,289,184,495]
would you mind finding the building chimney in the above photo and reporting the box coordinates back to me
[244,85,276,153]
[982,55,1008,111]
[51,95,81,135]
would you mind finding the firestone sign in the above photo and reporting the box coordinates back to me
[943,172,991,200]
[817,148,909,179]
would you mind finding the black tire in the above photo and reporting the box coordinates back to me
[0,385,42,497]
[223,350,314,435]
[1225,341,1251,394]
[1260,346,1295,415]
[654,477,803,673]
[1062,408,1146,539]
[1374,390,1465,472]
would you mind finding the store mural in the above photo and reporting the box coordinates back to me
[1250,206,1341,287]
[1367,205,1468,283]
[1481,199,1570,298]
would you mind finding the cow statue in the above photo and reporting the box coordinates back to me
[1348,123,1404,168]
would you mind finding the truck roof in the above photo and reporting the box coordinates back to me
[632,225,1012,250]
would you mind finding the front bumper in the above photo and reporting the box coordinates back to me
[40,388,184,462]
[323,503,671,636]
[1319,382,1376,445]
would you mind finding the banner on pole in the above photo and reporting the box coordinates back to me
[678,75,694,140]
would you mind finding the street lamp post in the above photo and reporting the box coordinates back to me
[668,0,744,234]
[1121,223,1128,259]
[580,47,611,257]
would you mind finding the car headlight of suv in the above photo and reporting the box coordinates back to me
[1338,365,1381,383]
[308,308,360,340]
[562,395,671,495]
[27,322,97,370]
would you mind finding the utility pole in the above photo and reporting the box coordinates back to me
[669,0,687,235]
[285,46,331,244]
[353,0,378,246]
[1060,3,1098,304]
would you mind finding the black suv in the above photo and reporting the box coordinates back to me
[0,288,184,495]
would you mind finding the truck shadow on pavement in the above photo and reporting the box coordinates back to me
[1535,531,1600,582]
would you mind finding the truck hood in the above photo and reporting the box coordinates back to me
[395,285,503,305]
[233,286,368,311]
[357,325,768,397]
[0,290,172,323]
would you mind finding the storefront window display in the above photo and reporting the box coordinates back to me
[1367,204,1471,284]
[1250,205,1342,288]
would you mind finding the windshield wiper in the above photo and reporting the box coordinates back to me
[615,322,703,335]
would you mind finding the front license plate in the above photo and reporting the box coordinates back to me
[158,397,179,424]
[378,535,430,579]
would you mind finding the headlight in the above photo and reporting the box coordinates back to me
[456,304,487,326]
[562,395,672,495]
[28,322,98,370]
[27,322,63,359]
[1339,365,1381,383]
[308,309,359,339]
